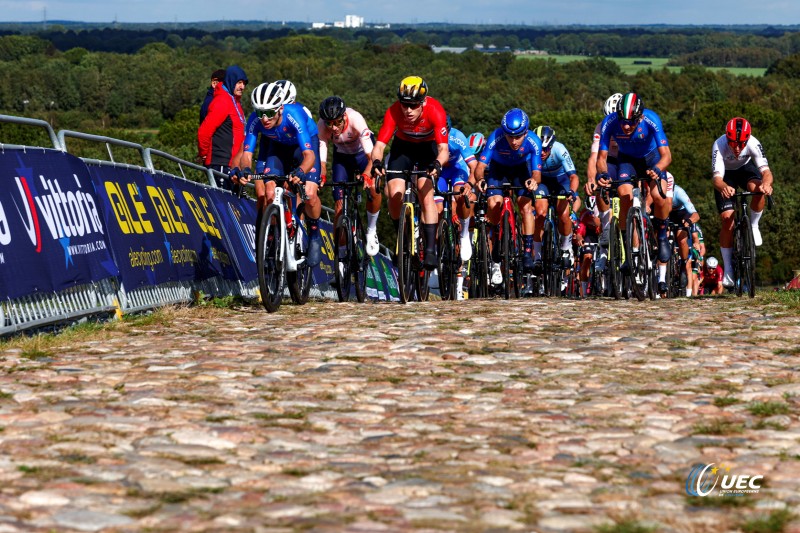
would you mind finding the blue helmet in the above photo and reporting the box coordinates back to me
[501,108,529,136]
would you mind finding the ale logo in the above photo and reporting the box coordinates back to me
[685,463,763,497]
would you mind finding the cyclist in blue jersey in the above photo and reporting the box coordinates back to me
[592,92,674,272]
[666,179,700,296]
[474,108,543,282]
[238,80,324,266]
[439,115,478,262]
[533,125,580,271]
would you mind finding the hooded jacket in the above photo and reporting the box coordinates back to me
[197,65,248,167]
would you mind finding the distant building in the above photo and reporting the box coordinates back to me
[432,46,468,54]
[311,14,364,29]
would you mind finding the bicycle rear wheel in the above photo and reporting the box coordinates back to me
[257,204,285,313]
[416,220,431,302]
[734,222,744,297]
[334,216,353,302]
[625,208,648,301]
[396,205,415,304]
[354,216,368,303]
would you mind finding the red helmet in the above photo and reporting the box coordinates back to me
[725,117,751,145]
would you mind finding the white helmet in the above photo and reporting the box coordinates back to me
[603,93,623,116]
[706,256,718,269]
[275,79,297,105]
[251,81,286,112]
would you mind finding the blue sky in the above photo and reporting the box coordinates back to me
[2,0,799,25]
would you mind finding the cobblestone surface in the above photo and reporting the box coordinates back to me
[1,297,799,532]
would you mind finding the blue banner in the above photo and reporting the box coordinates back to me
[0,150,118,300]
[205,188,258,282]
[86,166,238,289]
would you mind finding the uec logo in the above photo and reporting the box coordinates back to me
[685,463,763,497]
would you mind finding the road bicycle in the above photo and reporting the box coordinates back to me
[465,190,490,299]
[255,175,313,313]
[385,169,432,303]
[332,172,372,303]
[434,181,462,301]
[730,191,773,298]
[492,182,524,299]
[533,191,573,298]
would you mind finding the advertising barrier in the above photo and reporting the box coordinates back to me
[0,142,399,332]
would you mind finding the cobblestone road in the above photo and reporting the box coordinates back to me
[1,296,799,532]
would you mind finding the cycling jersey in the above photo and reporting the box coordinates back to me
[243,103,319,151]
[591,121,619,159]
[447,127,477,167]
[375,98,449,145]
[598,109,669,159]
[703,265,723,285]
[541,141,577,178]
[317,107,374,161]
[479,128,543,170]
[671,184,697,215]
[711,134,769,176]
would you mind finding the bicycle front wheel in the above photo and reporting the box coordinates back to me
[396,205,415,304]
[625,208,648,302]
[257,204,285,313]
[500,213,512,299]
[608,221,623,300]
[334,216,353,302]
[437,218,457,301]
[742,216,756,298]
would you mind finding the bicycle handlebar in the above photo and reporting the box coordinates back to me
[250,173,310,202]
[732,190,775,210]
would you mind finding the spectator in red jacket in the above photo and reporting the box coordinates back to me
[198,65,248,190]
[199,69,226,124]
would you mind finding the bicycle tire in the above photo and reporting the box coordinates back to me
[416,218,431,302]
[500,212,512,299]
[473,223,490,298]
[287,243,312,306]
[257,204,285,313]
[646,221,658,301]
[396,205,414,304]
[354,216,368,303]
[734,221,744,297]
[608,221,623,300]
[742,215,756,298]
[625,208,648,301]
[334,216,353,302]
[512,220,524,298]
[437,218,457,301]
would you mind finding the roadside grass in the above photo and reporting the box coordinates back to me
[740,509,795,533]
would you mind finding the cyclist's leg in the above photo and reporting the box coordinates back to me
[739,161,766,245]
[515,173,536,272]
[532,182,549,268]
[715,172,742,285]
[290,139,324,266]
[386,141,416,229]
[331,155,350,237]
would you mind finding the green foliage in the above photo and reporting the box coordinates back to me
[0,31,798,280]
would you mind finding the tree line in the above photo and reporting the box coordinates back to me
[0,32,799,283]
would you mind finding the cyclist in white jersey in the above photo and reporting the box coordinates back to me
[317,96,381,256]
[711,117,774,287]
[586,93,622,248]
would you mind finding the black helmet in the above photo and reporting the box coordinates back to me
[319,96,346,121]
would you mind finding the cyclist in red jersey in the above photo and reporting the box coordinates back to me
[370,76,449,270]
[701,256,724,295]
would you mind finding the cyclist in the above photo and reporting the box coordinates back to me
[586,93,622,251]
[533,125,580,271]
[439,115,478,262]
[701,256,724,295]
[592,92,674,273]
[474,108,543,283]
[239,80,324,266]
[317,95,381,257]
[574,195,602,297]
[370,75,449,271]
[711,117,774,287]
[665,181,701,296]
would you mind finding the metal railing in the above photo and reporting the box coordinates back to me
[0,114,62,150]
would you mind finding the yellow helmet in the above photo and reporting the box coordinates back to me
[398,76,428,104]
